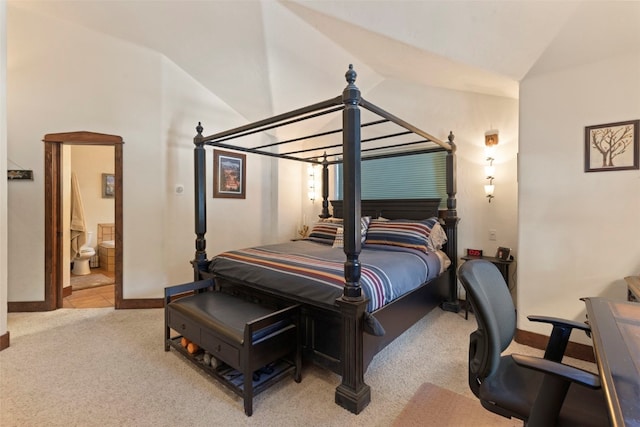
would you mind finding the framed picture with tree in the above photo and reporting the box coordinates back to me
[585,120,639,172]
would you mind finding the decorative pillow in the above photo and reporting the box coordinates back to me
[315,216,370,248]
[307,221,342,245]
[321,217,343,224]
[422,217,448,251]
[332,227,344,248]
[364,218,440,253]
[360,216,371,241]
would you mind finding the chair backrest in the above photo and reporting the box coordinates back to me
[458,260,516,392]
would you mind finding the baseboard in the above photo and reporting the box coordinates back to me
[515,328,595,363]
[116,298,163,309]
[0,331,9,351]
[9,298,163,311]
[62,286,72,298]
[8,301,53,312]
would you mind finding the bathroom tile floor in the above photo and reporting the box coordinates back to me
[63,268,115,308]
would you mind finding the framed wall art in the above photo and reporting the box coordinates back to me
[585,120,639,172]
[102,173,115,198]
[213,149,246,199]
[7,170,34,180]
[495,246,511,261]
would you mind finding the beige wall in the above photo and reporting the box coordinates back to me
[518,52,640,344]
[70,145,116,248]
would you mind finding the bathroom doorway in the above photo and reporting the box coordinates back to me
[43,132,124,310]
[64,147,116,308]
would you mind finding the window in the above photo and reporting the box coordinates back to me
[335,152,447,206]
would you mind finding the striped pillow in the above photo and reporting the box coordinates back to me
[332,227,344,248]
[308,221,342,245]
[364,219,436,253]
[310,217,371,247]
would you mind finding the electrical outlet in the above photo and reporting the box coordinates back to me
[489,229,497,241]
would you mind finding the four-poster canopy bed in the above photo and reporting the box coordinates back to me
[166,65,460,414]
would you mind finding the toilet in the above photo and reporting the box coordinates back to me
[72,231,96,276]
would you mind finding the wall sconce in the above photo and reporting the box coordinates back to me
[484,130,499,203]
[307,163,316,201]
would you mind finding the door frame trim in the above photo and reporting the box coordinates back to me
[44,131,124,310]
[9,131,163,312]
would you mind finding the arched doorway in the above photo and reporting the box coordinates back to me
[43,131,124,309]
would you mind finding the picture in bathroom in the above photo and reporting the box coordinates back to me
[102,173,115,198]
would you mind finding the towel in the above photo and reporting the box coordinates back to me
[70,172,87,259]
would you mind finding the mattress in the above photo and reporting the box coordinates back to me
[208,240,444,312]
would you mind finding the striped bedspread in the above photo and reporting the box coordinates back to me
[208,240,442,312]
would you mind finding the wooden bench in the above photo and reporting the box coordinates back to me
[625,276,640,302]
[164,279,301,416]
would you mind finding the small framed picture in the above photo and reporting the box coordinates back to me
[213,149,246,199]
[585,120,639,172]
[496,247,511,261]
[102,173,115,198]
[7,170,34,180]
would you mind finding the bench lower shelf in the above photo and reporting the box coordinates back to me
[167,336,298,398]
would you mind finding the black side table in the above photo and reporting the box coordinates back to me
[460,255,514,319]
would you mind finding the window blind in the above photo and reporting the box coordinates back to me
[335,152,447,206]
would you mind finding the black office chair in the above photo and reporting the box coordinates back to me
[458,260,609,427]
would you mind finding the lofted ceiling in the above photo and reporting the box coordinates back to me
[9,0,640,123]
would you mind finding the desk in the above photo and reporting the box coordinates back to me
[584,298,640,427]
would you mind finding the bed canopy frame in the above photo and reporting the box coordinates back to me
[191,65,460,413]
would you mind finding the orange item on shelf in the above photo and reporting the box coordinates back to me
[187,342,199,354]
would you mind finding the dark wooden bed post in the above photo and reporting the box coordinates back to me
[319,154,330,219]
[192,122,208,280]
[441,131,460,312]
[335,65,371,414]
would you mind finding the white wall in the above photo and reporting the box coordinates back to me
[7,5,291,301]
[7,4,159,301]
[366,79,519,268]
[1,1,8,337]
[298,78,520,282]
[6,4,519,305]
[519,52,640,344]
[160,56,291,287]
[5,6,259,300]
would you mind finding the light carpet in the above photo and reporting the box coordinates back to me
[70,273,114,290]
[392,382,520,426]
[1,307,596,426]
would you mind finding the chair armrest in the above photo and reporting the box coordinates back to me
[512,354,601,427]
[527,315,591,333]
[512,354,600,389]
[527,315,591,362]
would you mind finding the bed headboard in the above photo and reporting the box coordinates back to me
[330,199,441,220]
